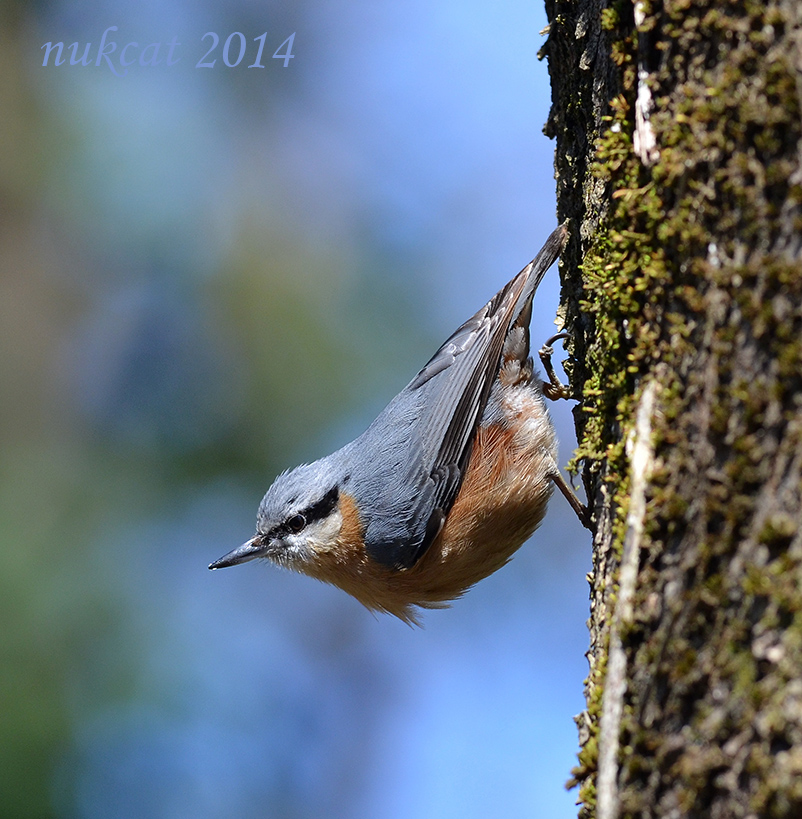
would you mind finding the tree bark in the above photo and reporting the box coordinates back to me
[543,0,802,817]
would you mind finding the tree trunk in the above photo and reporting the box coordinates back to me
[543,0,802,817]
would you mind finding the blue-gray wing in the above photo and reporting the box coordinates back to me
[359,225,566,569]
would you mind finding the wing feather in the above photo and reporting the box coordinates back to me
[362,225,566,568]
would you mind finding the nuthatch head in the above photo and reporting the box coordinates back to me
[210,225,585,623]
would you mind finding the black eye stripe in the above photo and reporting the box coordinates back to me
[304,485,339,523]
[275,486,340,538]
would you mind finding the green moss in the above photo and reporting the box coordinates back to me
[568,646,608,816]
[559,0,802,814]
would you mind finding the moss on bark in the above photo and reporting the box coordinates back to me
[544,0,802,816]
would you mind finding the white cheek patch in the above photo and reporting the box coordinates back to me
[282,508,344,563]
[305,508,344,552]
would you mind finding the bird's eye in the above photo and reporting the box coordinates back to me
[287,514,306,533]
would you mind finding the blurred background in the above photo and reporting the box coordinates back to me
[1,0,590,816]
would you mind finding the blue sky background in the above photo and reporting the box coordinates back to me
[2,1,591,816]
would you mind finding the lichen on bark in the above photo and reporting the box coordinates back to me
[543,0,802,816]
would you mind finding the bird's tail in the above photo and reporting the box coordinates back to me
[500,223,568,380]
[510,222,568,329]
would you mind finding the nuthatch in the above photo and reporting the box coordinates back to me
[210,225,588,623]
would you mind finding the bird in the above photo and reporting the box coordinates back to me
[209,224,587,624]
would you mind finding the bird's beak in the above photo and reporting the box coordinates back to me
[208,535,266,569]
